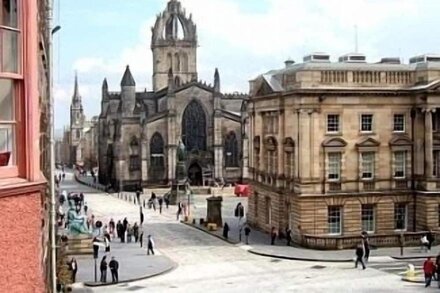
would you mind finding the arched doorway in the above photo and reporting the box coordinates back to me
[188,162,202,186]
[182,100,206,152]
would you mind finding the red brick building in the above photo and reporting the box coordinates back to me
[0,0,50,292]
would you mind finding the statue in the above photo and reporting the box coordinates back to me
[177,139,187,162]
[67,199,90,236]
[175,139,187,182]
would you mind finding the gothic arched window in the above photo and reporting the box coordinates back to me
[182,100,206,152]
[182,53,188,72]
[150,132,164,168]
[167,53,173,72]
[129,137,140,171]
[175,76,181,87]
[174,53,180,72]
[225,131,239,167]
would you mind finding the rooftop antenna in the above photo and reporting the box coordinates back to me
[354,25,358,53]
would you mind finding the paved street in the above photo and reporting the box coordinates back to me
[60,174,440,292]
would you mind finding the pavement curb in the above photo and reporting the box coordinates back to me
[181,221,240,245]
[391,254,435,260]
[83,261,178,287]
[247,249,353,263]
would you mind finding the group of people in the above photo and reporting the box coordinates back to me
[99,256,120,283]
[110,217,141,244]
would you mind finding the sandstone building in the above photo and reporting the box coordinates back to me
[247,52,440,248]
[97,0,247,190]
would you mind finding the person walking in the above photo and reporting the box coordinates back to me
[427,230,435,251]
[436,253,440,286]
[158,197,163,214]
[84,202,88,214]
[424,256,435,287]
[286,228,292,246]
[270,227,277,245]
[104,235,111,253]
[244,225,251,245]
[136,189,141,206]
[116,220,123,242]
[355,244,366,270]
[164,196,170,209]
[140,232,144,248]
[147,235,155,255]
[69,258,78,283]
[127,225,133,243]
[109,257,119,283]
[362,233,370,263]
[223,222,230,239]
[133,222,139,242]
[176,202,183,220]
[100,256,108,283]
[109,218,115,238]
[122,217,128,243]
[140,211,144,226]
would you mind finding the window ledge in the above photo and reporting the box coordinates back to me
[0,177,47,198]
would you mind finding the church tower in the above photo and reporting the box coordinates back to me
[151,0,198,92]
[70,73,84,164]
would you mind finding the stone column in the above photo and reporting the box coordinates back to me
[424,108,434,178]
[299,109,311,179]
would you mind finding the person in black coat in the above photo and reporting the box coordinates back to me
[362,233,370,262]
[70,258,78,283]
[244,225,251,245]
[100,256,108,283]
[109,257,119,283]
[270,227,277,245]
[116,220,123,242]
[427,230,435,251]
[158,197,163,214]
[223,222,230,239]
[286,228,292,246]
[355,244,366,269]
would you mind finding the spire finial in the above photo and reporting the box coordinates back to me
[214,68,220,92]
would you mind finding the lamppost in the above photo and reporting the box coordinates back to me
[48,0,61,290]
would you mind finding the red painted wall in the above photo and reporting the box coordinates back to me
[0,193,44,293]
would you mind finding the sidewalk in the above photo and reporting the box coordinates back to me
[184,194,440,262]
[61,172,177,287]
[75,241,176,287]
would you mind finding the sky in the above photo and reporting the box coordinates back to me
[54,0,440,132]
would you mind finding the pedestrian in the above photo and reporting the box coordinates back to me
[286,228,292,246]
[147,235,155,255]
[421,234,430,252]
[84,202,88,214]
[136,189,141,205]
[436,253,440,286]
[150,192,157,211]
[127,224,133,243]
[109,257,119,283]
[164,196,169,209]
[58,173,62,183]
[427,230,435,251]
[104,235,111,253]
[123,217,128,242]
[270,227,277,245]
[62,172,65,180]
[354,243,366,270]
[133,222,139,243]
[244,225,251,245]
[140,232,144,248]
[177,201,182,220]
[69,257,78,283]
[109,218,115,238]
[234,202,245,224]
[158,197,163,214]
[223,222,230,239]
[140,211,144,226]
[424,256,435,287]
[116,220,123,242]
[362,232,370,263]
[100,256,108,283]
[79,193,84,205]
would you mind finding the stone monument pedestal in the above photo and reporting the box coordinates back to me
[65,234,93,255]
[206,196,223,227]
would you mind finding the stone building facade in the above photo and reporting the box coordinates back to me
[0,0,51,291]
[247,52,440,248]
[98,0,247,190]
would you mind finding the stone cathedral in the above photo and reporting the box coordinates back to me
[98,0,248,190]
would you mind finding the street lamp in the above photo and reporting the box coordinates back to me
[48,3,61,290]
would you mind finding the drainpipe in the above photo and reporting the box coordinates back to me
[411,108,416,231]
